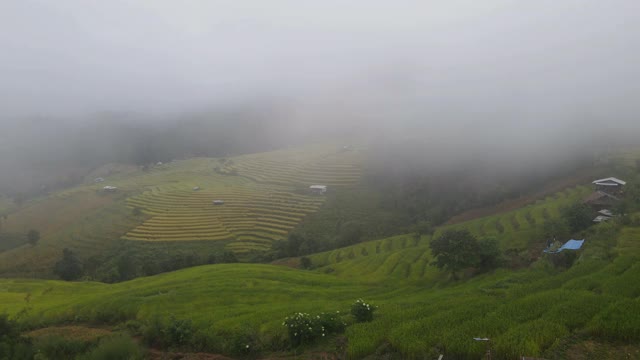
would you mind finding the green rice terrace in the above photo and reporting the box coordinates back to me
[1,214,640,359]
[309,184,592,283]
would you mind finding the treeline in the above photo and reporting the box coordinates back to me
[53,241,238,282]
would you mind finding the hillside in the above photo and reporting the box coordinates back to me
[3,146,640,358]
[1,214,640,359]
[0,144,363,277]
[307,184,592,284]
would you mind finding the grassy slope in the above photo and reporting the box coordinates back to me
[0,144,362,277]
[0,222,640,358]
[2,148,639,358]
[308,184,591,283]
[2,208,640,359]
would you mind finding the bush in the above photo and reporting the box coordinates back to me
[141,315,165,347]
[0,314,34,360]
[283,311,347,347]
[317,312,347,334]
[283,313,319,346]
[351,299,376,323]
[34,335,92,359]
[561,203,593,233]
[219,327,260,357]
[165,315,193,346]
[300,257,312,269]
[140,314,194,349]
[78,334,144,360]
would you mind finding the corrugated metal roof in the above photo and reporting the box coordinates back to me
[592,177,626,185]
[598,209,614,216]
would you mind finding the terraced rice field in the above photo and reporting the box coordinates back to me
[220,145,362,186]
[310,185,593,282]
[124,184,326,253]
[123,145,363,253]
[3,218,640,359]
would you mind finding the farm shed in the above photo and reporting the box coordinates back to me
[583,190,619,209]
[102,186,117,192]
[592,177,626,194]
[593,215,612,223]
[309,185,327,194]
[598,209,614,217]
[213,200,225,205]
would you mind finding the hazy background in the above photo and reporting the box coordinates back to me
[0,0,639,194]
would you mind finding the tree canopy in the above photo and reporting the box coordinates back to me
[430,229,501,279]
[561,203,593,233]
[53,248,83,281]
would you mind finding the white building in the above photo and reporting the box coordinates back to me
[309,185,327,194]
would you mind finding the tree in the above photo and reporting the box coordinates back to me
[53,248,83,281]
[541,219,570,242]
[219,251,238,263]
[429,229,480,279]
[476,236,502,271]
[562,203,593,233]
[300,256,312,269]
[26,230,39,246]
[117,254,137,281]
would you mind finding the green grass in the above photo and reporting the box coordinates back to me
[307,185,592,284]
[2,146,640,358]
[1,214,639,359]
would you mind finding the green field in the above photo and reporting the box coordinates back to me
[2,146,640,358]
[1,215,639,359]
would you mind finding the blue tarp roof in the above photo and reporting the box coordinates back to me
[544,239,584,253]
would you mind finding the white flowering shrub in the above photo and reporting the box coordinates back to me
[351,299,376,322]
[317,312,347,334]
[283,311,346,347]
[283,313,317,346]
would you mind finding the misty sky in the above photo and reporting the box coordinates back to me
[1,0,639,124]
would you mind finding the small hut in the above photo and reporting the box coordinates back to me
[592,177,626,195]
[309,185,327,195]
[598,209,614,217]
[593,215,612,223]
